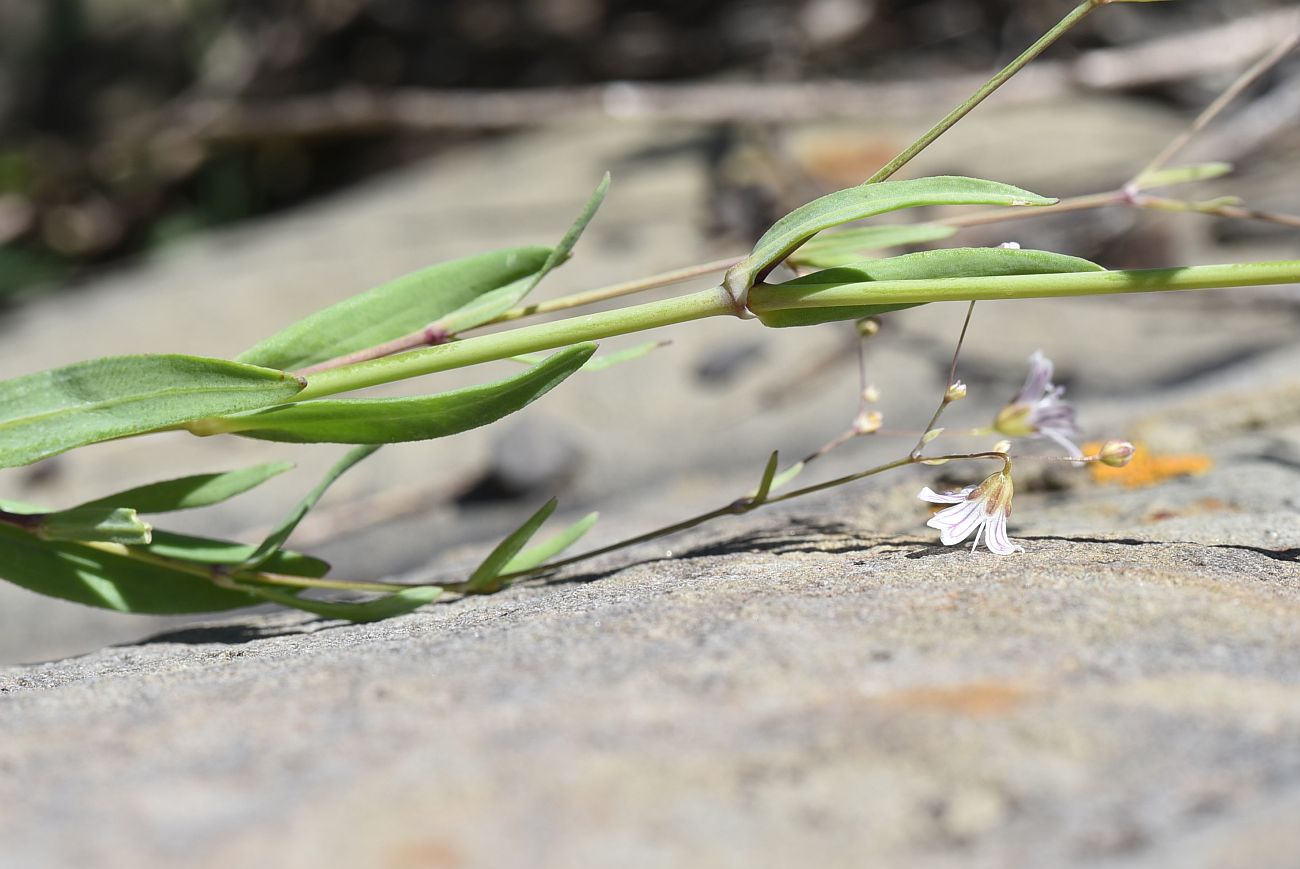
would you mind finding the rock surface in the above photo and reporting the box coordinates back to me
[1,91,1299,866]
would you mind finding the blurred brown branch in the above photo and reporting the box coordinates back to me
[168,9,1297,142]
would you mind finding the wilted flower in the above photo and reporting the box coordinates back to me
[994,351,1081,458]
[918,470,1022,555]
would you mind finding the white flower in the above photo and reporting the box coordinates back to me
[994,350,1082,458]
[918,470,1022,555]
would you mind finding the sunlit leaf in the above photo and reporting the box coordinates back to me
[239,445,380,571]
[789,223,957,268]
[462,498,557,594]
[208,344,596,444]
[512,340,667,372]
[724,176,1057,299]
[436,172,611,334]
[502,511,598,573]
[39,506,152,545]
[757,247,1103,328]
[242,584,442,622]
[1133,162,1233,191]
[143,530,330,577]
[73,462,294,513]
[0,355,304,468]
[0,523,259,614]
[237,246,552,371]
[769,461,805,493]
[749,451,781,503]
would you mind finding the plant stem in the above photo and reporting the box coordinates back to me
[486,256,740,326]
[866,0,1102,183]
[295,285,737,399]
[748,260,1300,312]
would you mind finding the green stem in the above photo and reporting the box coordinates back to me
[297,285,736,399]
[749,260,1300,312]
[866,0,1101,184]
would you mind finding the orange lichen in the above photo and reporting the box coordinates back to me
[1084,441,1213,489]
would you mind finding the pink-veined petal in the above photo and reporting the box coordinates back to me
[1014,350,1054,404]
[984,510,1023,555]
[918,485,974,504]
[930,499,987,545]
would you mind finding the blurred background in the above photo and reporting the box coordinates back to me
[2,0,1296,297]
[1,0,1298,661]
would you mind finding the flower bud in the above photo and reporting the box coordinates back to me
[945,380,967,402]
[862,384,881,404]
[856,317,881,337]
[993,403,1035,437]
[1097,440,1136,468]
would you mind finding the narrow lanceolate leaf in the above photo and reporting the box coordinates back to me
[749,451,781,503]
[724,177,1057,300]
[205,344,596,444]
[237,246,552,371]
[788,223,957,268]
[143,530,330,577]
[462,498,558,594]
[73,462,294,513]
[241,584,442,622]
[239,445,380,571]
[1132,162,1233,191]
[757,247,1103,328]
[512,340,667,372]
[0,523,259,614]
[0,355,305,469]
[435,172,612,335]
[502,511,598,574]
[39,506,152,545]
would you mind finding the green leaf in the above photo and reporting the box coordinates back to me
[1133,162,1233,191]
[512,340,667,372]
[769,461,805,493]
[239,445,380,571]
[502,511,598,574]
[73,462,294,513]
[143,530,330,577]
[435,172,611,335]
[757,247,1103,328]
[724,176,1057,299]
[0,354,305,469]
[241,584,442,622]
[209,344,596,444]
[789,223,958,267]
[39,506,152,545]
[0,522,260,614]
[237,246,553,371]
[462,498,557,594]
[749,451,781,503]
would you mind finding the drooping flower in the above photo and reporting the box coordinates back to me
[994,351,1082,458]
[918,470,1022,555]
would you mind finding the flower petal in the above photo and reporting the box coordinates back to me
[984,510,1023,555]
[1014,350,1054,404]
[918,485,974,505]
[930,499,987,545]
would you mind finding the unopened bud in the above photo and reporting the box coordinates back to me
[853,409,883,434]
[856,317,881,337]
[862,384,880,404]
[993,403,1035,437]
[945,380,967,402]
[1097,439,1136,468]
[991,439,1012,454]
